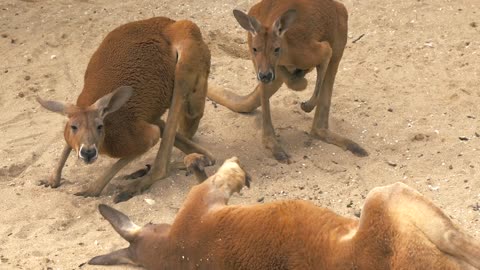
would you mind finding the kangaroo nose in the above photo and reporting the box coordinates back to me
[258,71,274,83]
[80,147,97,163]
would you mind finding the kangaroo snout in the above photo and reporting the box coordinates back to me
[257,70,275,83]
[79,144,98,164]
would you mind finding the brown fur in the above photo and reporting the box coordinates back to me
[208,0,368,163]
[37,17,214,201]
[89,155,480,270]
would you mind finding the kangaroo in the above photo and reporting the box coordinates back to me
[89,155,480,270]
[37,17,214,202]
[208,0,368,163]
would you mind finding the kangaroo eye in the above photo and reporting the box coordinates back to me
[97,124,104,131]
[252,47,258,53]
[71,125,78,132]
[274,47,280,54]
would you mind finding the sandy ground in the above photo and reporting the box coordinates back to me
[0,0,479,269]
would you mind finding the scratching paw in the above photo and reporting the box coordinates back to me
[184,153,215,176]
[113,179,151,203]
[124,164,151,180]
[113,191,134,203]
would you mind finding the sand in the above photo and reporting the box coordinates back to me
[0,0,479,269]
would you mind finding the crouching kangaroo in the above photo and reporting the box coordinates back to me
[208,0,368,163]
[37,17,214,202]
[89,155,480,270]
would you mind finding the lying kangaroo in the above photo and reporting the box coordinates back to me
[37,17,213,202]
[208,0,368,163]
[89,155,480,269]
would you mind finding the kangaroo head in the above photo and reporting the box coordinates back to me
[37,86,132,164]
[88,204,172,267]
[233,9,297,84]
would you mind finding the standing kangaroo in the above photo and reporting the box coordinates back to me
[37,17,214,202]
[208,0,368,163]
[88,155,480,270]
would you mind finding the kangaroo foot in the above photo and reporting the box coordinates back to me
[75,187,101,198]
[38,176,61,188]
[311,127,368,157]
[263,136,291,164]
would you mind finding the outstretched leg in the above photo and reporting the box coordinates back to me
[176,156,250,222]
[39,143,72,188]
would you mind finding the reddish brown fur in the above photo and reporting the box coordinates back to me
[90,156,480,270]
[208,0,368,163]
[37,17,214,199]
[76,18,210,157]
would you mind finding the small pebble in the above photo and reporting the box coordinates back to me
[144,198,156,205]
[470,203,479,211]
[412,134,425,141]
[24,75,31,81]
[257,197,264,203]
[346,201,354,208]
[386,161,397,167]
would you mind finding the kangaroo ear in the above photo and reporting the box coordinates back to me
[92,86,133,118]
[36,97,76,116]
[98,204,140,242]
[273,9,297,37]
[233,9,262,35]
[88,248,137,266]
